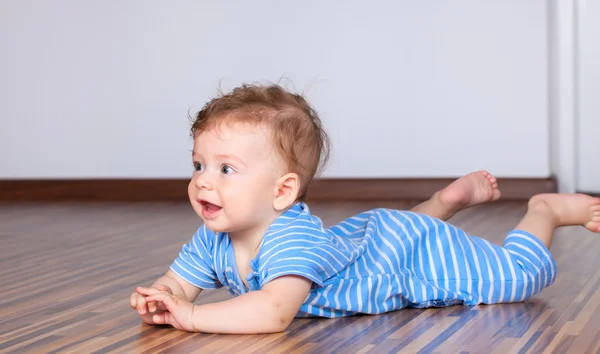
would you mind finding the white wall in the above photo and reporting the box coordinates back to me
[577,0,600,193]
[548,0,577,193]
[0,0,551,179]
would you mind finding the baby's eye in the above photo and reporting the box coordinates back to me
[193,162,204,172]
[221,165,235,174]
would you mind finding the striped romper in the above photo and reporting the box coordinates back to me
[170,202,557,318]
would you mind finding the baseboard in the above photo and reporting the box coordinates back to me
[0,177,557,202]
[307,177,557,201]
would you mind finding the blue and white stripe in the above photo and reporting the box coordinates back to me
[170,202,557,318]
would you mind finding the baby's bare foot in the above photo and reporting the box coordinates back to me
[529,193,600,233]
[438,170,501,212]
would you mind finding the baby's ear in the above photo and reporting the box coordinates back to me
[273,173,300,211]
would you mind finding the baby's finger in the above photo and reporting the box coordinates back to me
[148,300,157,313]
[136,286,160,296]
[136,296,148,315]
[157,285,173,295]
[129,292,138,309]
[145,293,176,312]
[152,311,171,326]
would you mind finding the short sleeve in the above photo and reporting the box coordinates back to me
[258,233,349,289]
[169,225,223,289]
[260,251,327,287]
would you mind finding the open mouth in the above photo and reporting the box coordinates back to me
[198,199,222,218]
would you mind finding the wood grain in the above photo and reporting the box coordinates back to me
[1,199,599,353]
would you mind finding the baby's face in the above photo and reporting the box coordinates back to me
[188,122,285,235]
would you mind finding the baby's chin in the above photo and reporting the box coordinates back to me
[201,219,235,234]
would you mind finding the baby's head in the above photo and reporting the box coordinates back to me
[188,83,330,235]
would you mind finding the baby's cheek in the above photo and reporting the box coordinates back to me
[236,195,264,220]
[187,180,197,196]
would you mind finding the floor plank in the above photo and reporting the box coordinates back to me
[1,200,599,353]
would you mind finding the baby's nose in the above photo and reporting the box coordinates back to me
[195,173,214,190]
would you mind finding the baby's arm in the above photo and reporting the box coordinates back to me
[148,269,202,302]
[193,275,312,333]
[143,275,312,334]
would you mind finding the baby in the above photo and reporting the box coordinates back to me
[130,83,600,334]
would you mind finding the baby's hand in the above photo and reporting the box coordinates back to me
[130,285,173,324]
[138,287,196,332]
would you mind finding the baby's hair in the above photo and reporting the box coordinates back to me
[191,81,331,202]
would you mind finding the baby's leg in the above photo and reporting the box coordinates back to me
[477,193,600,303]
[426,193,600,305]
[410,170,501,221]
[515,193,600,249]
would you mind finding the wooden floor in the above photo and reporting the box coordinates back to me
[1,200,600,353]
